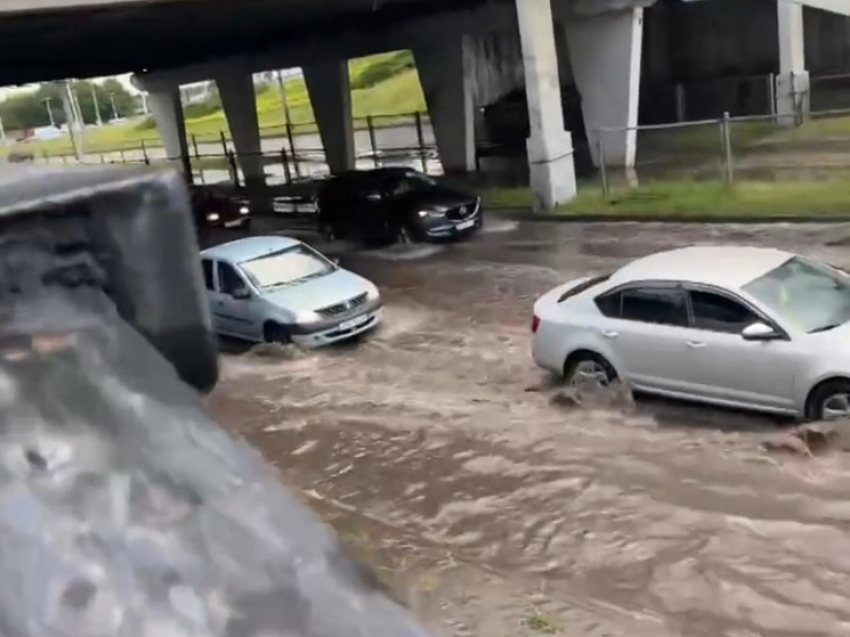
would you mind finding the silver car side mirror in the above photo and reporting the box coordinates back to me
[232,286,251,300]
[741,321,780,341]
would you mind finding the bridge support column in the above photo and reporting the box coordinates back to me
[516,0,577,209]
[215,71,266,189]
[414,35,476,174]
[146,87,192,179]
[303,61,355,174]
[776,0,809,126]
[564,8,644,168]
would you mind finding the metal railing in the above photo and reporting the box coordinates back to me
[595,94,850,194]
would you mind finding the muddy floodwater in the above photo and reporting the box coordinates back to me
[205,220,850,637]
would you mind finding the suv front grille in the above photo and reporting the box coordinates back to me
[446,201,478,220]
[316,292,368,317]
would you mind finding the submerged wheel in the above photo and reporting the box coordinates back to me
[263,322,292,345]
[564,352,617,389]
[396,224,414,245]
[807,378,850,421]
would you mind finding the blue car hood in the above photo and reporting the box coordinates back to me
[261,268,370,312]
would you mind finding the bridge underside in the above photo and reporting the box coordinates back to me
[0,0,488,86]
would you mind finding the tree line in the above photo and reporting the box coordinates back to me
[0,79,139,131]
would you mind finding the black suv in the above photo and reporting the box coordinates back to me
[315,168,482,246]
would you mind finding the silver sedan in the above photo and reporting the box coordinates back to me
[532,245,850,421]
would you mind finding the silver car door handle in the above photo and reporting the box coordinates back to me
[602,329,618,338]
[686,341,706,348]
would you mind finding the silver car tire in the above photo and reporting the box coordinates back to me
[263,322,292,345]
[564,352,616,389]
[807,379,850,421]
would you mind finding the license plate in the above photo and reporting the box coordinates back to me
[340,315,368,331]
[224,220,242,228]
[456,219,475,230]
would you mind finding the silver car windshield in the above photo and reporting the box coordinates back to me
[742,256,850,333]
[240,245,334,290]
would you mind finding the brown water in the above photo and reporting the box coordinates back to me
[206,220,850,637]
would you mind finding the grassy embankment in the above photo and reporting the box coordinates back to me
[482,179,850,217]
[13,50,426,156]
[483,112,850,216]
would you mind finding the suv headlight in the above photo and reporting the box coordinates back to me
[206,213,220,222]
[417,209,444,219]
[239,205,250,215]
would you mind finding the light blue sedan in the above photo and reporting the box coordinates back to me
[200,235,383,347]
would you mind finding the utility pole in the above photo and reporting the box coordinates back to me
[141,92,149,115]
[109,93,119,121]
[61,80,84,160]
[0,113,6,147]
[44,98,56,127]
[90,82,103,126]
[276,70,293,125]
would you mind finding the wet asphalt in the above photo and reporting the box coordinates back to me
[204,217,850,637]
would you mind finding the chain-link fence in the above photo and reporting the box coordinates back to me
[595,104,850,195]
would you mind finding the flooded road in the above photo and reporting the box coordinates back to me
[205,220,850,637]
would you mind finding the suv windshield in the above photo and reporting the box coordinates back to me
[405,171,438,189]
[239,244,334,290]
[742,256,850,333]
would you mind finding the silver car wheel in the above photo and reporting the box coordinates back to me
[570,359,610,389]
[821,392,850,420]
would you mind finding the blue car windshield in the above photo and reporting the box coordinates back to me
[239,245,334,290]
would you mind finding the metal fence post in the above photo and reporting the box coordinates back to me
[227,151,239,187]
[675,83,686,123]
[721,111,734,184]
[192,134,200,160]
[768,73,777,119]
[286,123,300,179]
[119,149,126,164]
[597,131,609,195]
[281,148,292,185]
[414,111,428,173]
[367,115,379,168]
[219,131,228,157]
[141,140,150,166]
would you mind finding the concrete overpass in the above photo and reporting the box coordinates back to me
[0,0,659,209]
[4,0,845,209]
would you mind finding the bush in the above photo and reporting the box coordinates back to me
[351,50,415,90]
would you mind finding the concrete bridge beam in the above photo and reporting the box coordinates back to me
[564,7,644,168]
[516,0,577,209]
[414,35,476,174]
[777,0,809,125]
[303,61,356,174]
[215,70,266,189]
[144,85,192,180]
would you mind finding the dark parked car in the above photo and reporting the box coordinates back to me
[315,168,482,246]
[189,186,251,230]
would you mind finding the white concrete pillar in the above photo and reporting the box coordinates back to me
[516,0,577,209]
[215,71,266,189]
[414,35,476,173]
[147,87,190,164]
[564,8,644,168]
[776,0,809,125]
[303,61,355,174]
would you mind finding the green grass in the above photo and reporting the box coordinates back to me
[13,51,427,156]
[482,179,850,216]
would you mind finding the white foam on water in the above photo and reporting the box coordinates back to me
[481,220,519,234]
[363,244,444,261]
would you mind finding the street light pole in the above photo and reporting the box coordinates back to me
[109,93,119,121]
[44,98,55,127]
[91,82,103,126]
[276,70,293,125]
